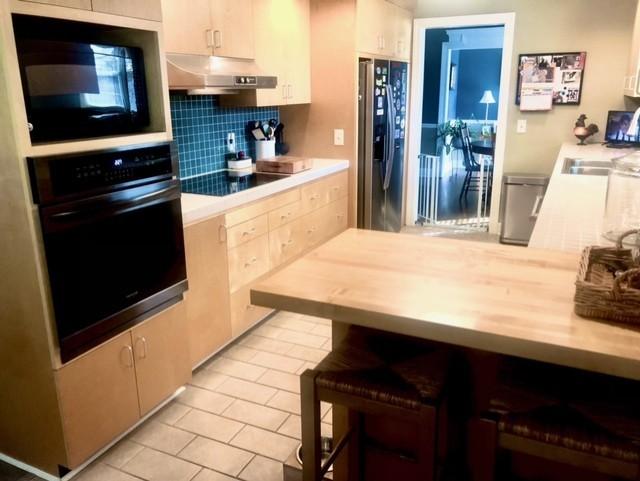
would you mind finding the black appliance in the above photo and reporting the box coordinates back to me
[357,59,408,232]
[14,15,150,143]
[29,142,187,362]
[181,170,286,197]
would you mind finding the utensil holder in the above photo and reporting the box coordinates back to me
[255,139,276,160]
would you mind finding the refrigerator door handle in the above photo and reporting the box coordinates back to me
[383,84,396,191]
[363,62,375,229]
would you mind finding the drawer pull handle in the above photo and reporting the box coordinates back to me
[244,256,258,267]
[281,239,294,248]
[121,345,134,368]
[242,227,256,237]
[337,214,344,219]
[280,212,292,220]
[135,337,148,359]
[246,304,255,310]
[332,186,339,190]
[311,194,320,200]
[306,228,316,234]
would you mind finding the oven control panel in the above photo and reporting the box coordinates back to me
[29,142,177,204]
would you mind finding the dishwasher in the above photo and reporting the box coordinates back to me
[499,173,549,245]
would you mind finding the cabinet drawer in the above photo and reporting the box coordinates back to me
[268,201,302,230]
[226,188,300,227]
[326,196,349,236]
[227,215,268,249]
[300,179,327,214]
[269,218,305,268]
[325,171,349,203]
[228,234,270,293]
[229,282,273,337]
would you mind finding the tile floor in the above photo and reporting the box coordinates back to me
[1,311,332,481]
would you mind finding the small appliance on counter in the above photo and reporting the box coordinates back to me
[602,151,640,245]
[28,142,187,362]
[227,150,252,170]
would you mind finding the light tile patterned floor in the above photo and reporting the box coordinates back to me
[1,311,332,481]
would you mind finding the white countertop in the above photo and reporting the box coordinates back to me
[180,158,349,225]
[529,142,624,252]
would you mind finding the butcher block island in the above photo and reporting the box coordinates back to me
[251,229,640,380]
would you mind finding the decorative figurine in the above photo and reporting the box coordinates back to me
[574,114,599,145]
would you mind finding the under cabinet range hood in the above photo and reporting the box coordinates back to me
[167,53,277,95]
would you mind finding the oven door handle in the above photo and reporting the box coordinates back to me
[50,185,177,220]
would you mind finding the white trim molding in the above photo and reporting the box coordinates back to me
[405,12,516,234]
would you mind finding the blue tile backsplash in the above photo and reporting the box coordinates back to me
[170,94,279,179]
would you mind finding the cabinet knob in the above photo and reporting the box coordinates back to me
[242,227,256,236]
[281,239,294,248]
[244,256,258,268]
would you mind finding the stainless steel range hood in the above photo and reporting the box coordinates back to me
[167,53,277,95]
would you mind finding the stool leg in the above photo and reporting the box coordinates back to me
[348,410,363,481]
[418,404,437,481]
[467,418,497,481]
[301,370,321,481]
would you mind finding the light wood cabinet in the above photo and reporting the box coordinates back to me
[55,303,191,467]
[18,0,91,9]
[268,200,302,230]
[224,0,311,107]
[227,234,271,293]
[230,281,274,337]
[210,0,255,59]
[131,303,190,415]
[56,331,139,468]
[357,0,413,60]
[269,217,305,267]
[183,215,232,367]
[161,0,211,55]
[161,0,254,58]
[227,214,269,249]
[91,0,162,20]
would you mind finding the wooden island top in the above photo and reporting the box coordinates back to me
[251,229,640,380]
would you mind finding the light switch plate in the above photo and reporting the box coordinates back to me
[517,119,527,134]
[333,129,345,146]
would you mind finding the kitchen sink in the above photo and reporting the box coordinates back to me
[561,157,612,176]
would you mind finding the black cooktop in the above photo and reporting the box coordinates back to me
[180,170,286,197]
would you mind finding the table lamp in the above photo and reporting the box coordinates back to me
[479,90,496,126]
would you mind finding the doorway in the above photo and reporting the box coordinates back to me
[406,14,515,234]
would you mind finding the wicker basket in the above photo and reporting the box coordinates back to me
[574,229,640,325]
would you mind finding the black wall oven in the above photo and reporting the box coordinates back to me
[29,142,187,362]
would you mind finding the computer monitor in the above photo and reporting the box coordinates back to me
[605,110,639,144]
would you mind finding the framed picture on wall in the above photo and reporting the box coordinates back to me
[515,52,586,107]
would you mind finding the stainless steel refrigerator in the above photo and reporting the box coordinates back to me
[357,59,408,232]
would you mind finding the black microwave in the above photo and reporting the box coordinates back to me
[16,38,150,143]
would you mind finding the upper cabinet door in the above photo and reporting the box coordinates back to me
[357,0,385,56]
[285,0,311,104]
[210,0,255,59]
[394,3,412,60]
[18,0,91,8]
[131,302,191,416]
[161,0,212,56]
[91,0,163,20]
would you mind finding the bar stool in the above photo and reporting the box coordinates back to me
[467,358,640,481]
[300,326,453,481]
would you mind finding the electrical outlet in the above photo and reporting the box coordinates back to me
[334,129,345,146]
[516,119,527,134]
[226,132,236,153]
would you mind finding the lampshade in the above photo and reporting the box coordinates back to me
[479,90,496,104]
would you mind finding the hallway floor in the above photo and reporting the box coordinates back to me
[1,311,333,481]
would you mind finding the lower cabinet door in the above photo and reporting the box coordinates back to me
[55,331,139,468]
[184,215,232,367]
[131,302,191,416]
[269,217,305,268]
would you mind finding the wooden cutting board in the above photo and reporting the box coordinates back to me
[256,156,312,174]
